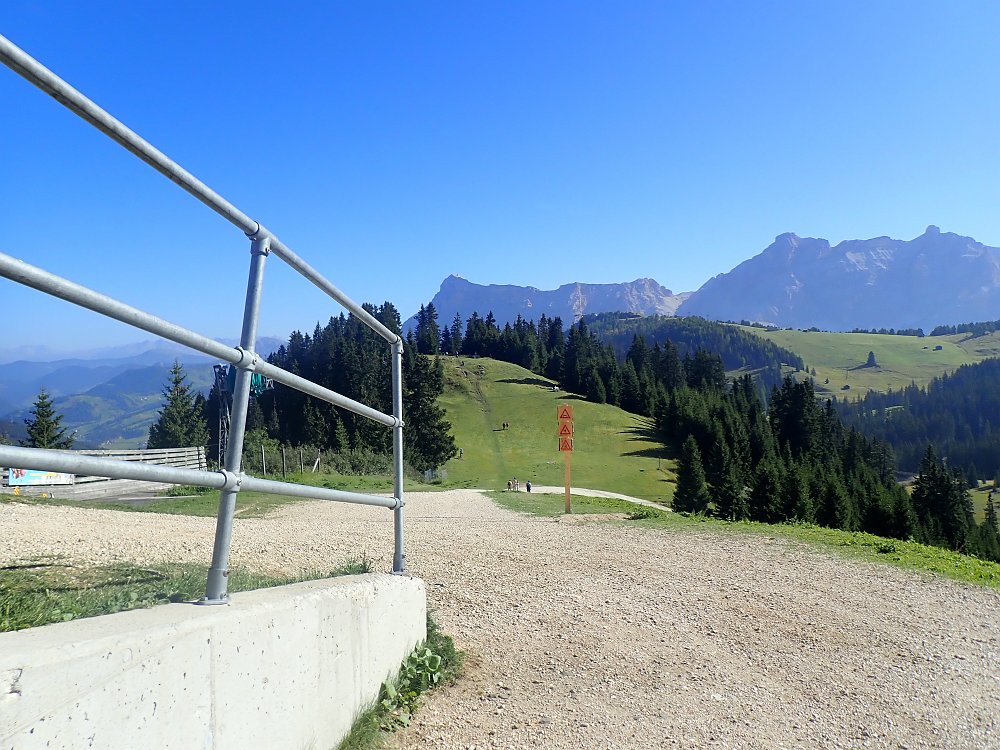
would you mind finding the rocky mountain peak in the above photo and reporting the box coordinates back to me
[404,277,690,332]
[678,227,1000,331]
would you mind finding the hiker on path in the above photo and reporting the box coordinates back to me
[526,481,532,493]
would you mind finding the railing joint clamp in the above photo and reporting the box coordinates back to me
[220,470,242,491]
[247,224,273,255]
[235,346,259,371]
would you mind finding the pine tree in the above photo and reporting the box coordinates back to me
[749,456,784,523]
[674,435,711,514]
[404,353,458,470]
[783,464,814,523]
[23,389,74,449]
[449,313,463,355]
[586,367,607,404]
[148,362,209,449]
[714,453,748,521]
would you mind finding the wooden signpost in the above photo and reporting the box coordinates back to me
[557,404,574,513]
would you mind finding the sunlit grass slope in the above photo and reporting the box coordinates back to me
[741,327,1000,397]
[436,357,674,503]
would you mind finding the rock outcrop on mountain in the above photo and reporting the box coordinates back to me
[404,275,689,330]
[678,226,1000,331]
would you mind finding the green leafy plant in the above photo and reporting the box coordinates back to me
[378,646,442,730]
[337,616,460,750]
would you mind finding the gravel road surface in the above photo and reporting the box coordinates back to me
[3,489,999,749]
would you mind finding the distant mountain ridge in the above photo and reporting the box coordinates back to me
[0,337,283,448]
[404,275,689,331]
[678,226,1000,331]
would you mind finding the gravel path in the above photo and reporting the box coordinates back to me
[3,490,1000,749]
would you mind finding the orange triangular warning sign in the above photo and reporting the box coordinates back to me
[559,437,574,451]
[558,422,573,437]
[557,405,574,421]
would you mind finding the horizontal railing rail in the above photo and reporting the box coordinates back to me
[0,32,408,603]
[0,251,398,428]
[0,445,399,509]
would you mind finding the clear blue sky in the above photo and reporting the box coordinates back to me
[3,2,1000,353]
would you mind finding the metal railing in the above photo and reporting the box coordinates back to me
[0,34,407,603]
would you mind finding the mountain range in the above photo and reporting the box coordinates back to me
[7,226,1000,449]
[678,226,1000,331]
[403,275,689,332]
[407,227,1000,334]
[0,338,283,448]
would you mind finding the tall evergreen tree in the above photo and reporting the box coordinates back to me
[23,389,74,449]
[148,362,209,449]
[674,435,711,514]
[714,453,748,521]
[449,313,463,355]
[403,352,458,470]
[414,303,441,355]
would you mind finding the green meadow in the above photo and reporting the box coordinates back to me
[741,327,1000,397]
[436,357,674,503]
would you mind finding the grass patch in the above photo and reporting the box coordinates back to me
[489,490,1000,589]
[337,614,462,750]
[0,490,299,518]
[0,558,371,633]
[490,490,666,517]
[0,471,447,518]
[163,484,212,497]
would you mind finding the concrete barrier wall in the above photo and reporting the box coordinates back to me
[0,574,426,750]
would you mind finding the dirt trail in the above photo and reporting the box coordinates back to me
[3,490,999,749]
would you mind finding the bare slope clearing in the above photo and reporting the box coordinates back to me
[438,357,673,503]
[4,491,999,749]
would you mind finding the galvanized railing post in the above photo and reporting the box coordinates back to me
[202,233,270,604]
[2,37,412,594]
[391,339,406,574]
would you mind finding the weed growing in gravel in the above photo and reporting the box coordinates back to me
[337,614,462,750]
[0,557,372,632]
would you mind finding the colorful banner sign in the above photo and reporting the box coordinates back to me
[6,468,75,486]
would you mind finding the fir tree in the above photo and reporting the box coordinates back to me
[404,353,457,470]
[783,464,814,523]
[148,362,209,449]
[23,389,74,449]
[674,435,711,514]
[449,313,463,355]
[714,453,748,521]
[748,457,783,523]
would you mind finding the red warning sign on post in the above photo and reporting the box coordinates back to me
[558,422,574,437]
[557,404,574,421]
[559,437,574,452]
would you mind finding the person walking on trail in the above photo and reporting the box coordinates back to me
[526,481,532,493]
[507,480,512,491]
